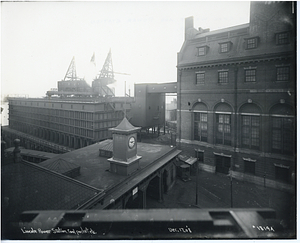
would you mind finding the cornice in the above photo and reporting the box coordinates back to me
[177,52,294,70]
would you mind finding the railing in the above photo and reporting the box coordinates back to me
[4,208,289,240]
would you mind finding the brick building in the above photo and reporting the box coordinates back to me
[176,2,296,190]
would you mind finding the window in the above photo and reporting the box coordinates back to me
[219,42,231,53]
[276,66,289,81]
[271,117,294,154]
[194,113,208,142]
[241,115,260,150]
[246,38,258,49]
[245,69,256,82]
[216,114,231,145]
[244,159,255,175]
[218,71,228,83]
[276,32,289,45]
[197,46,208,56]
[198,47,205,56]
[196,72,205,84]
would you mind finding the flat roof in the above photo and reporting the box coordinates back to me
[40,141,180,191]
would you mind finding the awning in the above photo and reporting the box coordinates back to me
[178,154,197,165]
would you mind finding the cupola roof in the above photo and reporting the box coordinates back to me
[110,117,141,134]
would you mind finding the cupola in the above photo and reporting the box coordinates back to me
[107,117,142,176]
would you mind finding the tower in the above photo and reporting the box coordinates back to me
[108,117,142,176]
[63,56,77,81]
[92,49,115,97]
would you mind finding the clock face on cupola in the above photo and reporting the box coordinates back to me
[108,117,142,176]
[128,136,136,149]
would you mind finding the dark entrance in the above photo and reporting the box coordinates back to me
[147,176,160,200]
[125,193,143,209]
[275,166,290,183]
[215,155,231,174]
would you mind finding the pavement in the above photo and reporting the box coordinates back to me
[146,170,296,236]
[141,132,295,235]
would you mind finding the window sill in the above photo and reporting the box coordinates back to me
[274,80,290,83]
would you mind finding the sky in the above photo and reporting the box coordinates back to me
[1,1,250,99]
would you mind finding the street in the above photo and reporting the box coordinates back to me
[146,170,295,237]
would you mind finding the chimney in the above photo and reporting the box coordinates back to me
[13,139,22,163]
[198,27,210,34]
[185,16,194,40]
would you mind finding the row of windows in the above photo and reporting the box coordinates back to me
[95,130,111,139]
[10,113,121,132]
[195,66,290,84]
[10,106,95,121]
[194,112,294,155]
[9,121,94,139]
[9,102,124,113]
[10,106,124,122]
[197,32,290,56]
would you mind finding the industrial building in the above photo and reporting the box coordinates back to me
[176,2,295,190]
[3,51,133,150]
[3,50,178,151]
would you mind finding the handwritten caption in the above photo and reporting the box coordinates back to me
[252,225,275,232]
[168,225,192,233]
[21,227,97,235]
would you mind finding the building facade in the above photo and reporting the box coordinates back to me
[6,96,132,150]
[177,2,295,190]
[131,82,177,132]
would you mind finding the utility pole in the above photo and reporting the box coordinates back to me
[195,149,199,205]
[230,168,233,208]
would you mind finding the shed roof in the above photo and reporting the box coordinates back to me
[2,161,101,224]
[40,158,80,175]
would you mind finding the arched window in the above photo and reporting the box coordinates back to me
[193,102,208,142]
[214,103,232,146]
[239,103,261,150]
[270,104,294,155]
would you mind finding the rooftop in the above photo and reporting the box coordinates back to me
[40,140,179,191]
[2,160,101,223]
[5,147,59,160]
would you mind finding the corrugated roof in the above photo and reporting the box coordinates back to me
[99,140,113,152]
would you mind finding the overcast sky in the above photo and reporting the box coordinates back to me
[1,1,250,98]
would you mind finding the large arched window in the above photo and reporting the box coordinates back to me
[193,102,208,142]
[214,103,232,146]
[270,104,294,155]
[239,103,261,150]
